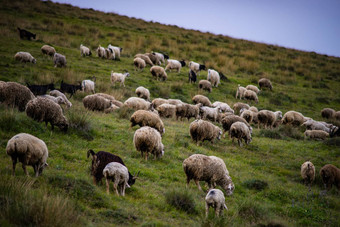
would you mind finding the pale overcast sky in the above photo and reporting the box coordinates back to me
[54,0,340,57]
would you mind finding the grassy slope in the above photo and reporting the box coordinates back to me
[0,0,340,226]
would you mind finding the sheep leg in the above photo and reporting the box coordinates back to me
[22,163,28,176]
[11,158,17,176]
[195,179,202,191]
[186,177,191,188]
[121,184,125,196]
[205,203,209,217]
[215,207,219,217]
[105,178,110,194]
[145,152,148,161]
[93,176,97,185]
[114,182,119,196]
[33,164,39,177]
[222,130,226,138]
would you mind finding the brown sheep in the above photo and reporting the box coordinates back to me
[152,98,169,109]
[320,164,340,191]
[321,108,335,119]
[134,54,154,66]
[83,94,115,112]
[229,121,252,146]
[192,95,212,107]
[198,80,212,93]
[221,115,251,138]
[257,110,282,129]
[95,93,123,107]
[130,110,165,135]
[156,103,176,118]
[133,126,164,160]
[0,82,35,111]
[134,57,146,71]
[41,45,56,57]
[244,89,259,103]
[176,103,202,121]
[258,78,272,90]
[189,119,222,146]
[150,66,167,81]
[282,111,307,126]
[232,102,250,114]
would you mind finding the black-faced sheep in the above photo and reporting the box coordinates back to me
[103,162,130,196]
[80,44,91,57]
[26,97,69,132]
[229,121,252,146]
[134,57,146,71]
[165,59,186,73]
[53,53,66,67]
[130,110,165,135]
[244,89,259,103]
[189,61,206,76]
[41,45,56,57]
[150,66,167,81]
[235,85,246,99]
[133,126,164,160]
[205,189,228,217]
[207,69,220,87]
[134,54,154,66]
[257,110,282,129]
[14,52,36,64]
[198,80,212,93]
[301,161,315,186]
[108,44,123,60]
[221,115,251,138]
[111,71,130,87]
[188,69,197,83]
[320,164,340,191]
[0,82,35,111]
[192,95,212,107]
[124,97,152,111]
[232,102,250,114]
[189,119,222,145]
[135,86,150,101]
[246,85,260,94]
[152,52,169,65]
[281,111,307,126]
[6,133,48,177]
[17,27,36,40]
[156,103,176,118]
[258,78,272,90]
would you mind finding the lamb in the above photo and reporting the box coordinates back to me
[39,94,66,106]
[183,154,234,195]
[302,119,335,133]
[108,44,123,60]
[165,59,186,73]
[80,44,91,57]
[0,82,35,111]
[26,83,55,96]
[103,162,130,196]
[130,110,165,135]
[246,85,260,94]
[134,57,146,71]
[150,66,167,81]
[258,78,272,90]
[232,102,250,114]
[156,103,177,118]
[135,86,150,101]
[205,189,228,217]
[192,95,212,107]
[321,108,335,119]
[134,54,154,66]
[189,119,222,145]
[14,52,36,64]
[207,69,220,87]
[6,133,48,177]
[26,97,68,132]
[281,111,307,126]
[244,89,259,103]
[17,27,36,40]
[301,161,315,186]
[111,71,130,87]
[320,164,340,191]
[221,115,251,138]
[235,84,247,99]
[188,69,197,83]
[41,45,56,57]
[124,97,152,110]
[229,121,252,146]
[200,106,221,122]
[82,76,96,93]
[198,80,212,93]
[83,94,116,112]
[133,126,164,160]
[257,110,282,129]
[188,61,206,76]
[152,52,169,65]
[151,98,169,109]
[60,80,82,98]
[53,53,66,67]
[212,101,234,114]
[96,45,105,58]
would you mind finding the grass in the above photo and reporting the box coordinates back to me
[0,0,340,226]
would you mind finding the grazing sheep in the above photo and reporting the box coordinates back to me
[207,69,220,87]
[232,102,250,114]
[189,61,206,76]
[183,154,234,195]
[176,103,201,121]
[302,119,335,133]
[133,126,164,160]
[150,66,167,81]
[188,69,197,83]
[246,85,260,94]
[240,109,255,124]
[320,164,340,191]
[26,83,55,96]
[168,99,183,105]
[221,115,251,138]
[335,111,340,121]
[80,44,91,57]
[111,71,130,87]
[53,53,66,67]
[165,59,186,73]
[258,78,272,90]
[301,161,315,186]
[124,97,152,110]
[134,54,154,66]
[0,82,35,111]
[105,48,114,60]
[321,108,336,119]
[26,97,68,131]
[281,111,307,126]
[96,93,123,107]
[192,95,212,107]
[82,77,96,93]
[244,89,259,103]
[152,52,169,65]
[49,90,72,108]
[87,149,137,186]
[235,85,247,99]
[229,121,252,146]
[198,80,212,93]
[83,94,116,112]
[130,110,165,135]
[17,27,36,40]
[205,189,228,217]
[249,106,258,113]
[60,80,82,98]
[96,45,105,58]
[145,53,158,65]
[200,106,221,122]
[257,110,282,129]
[6,133,48,177]
[108,44,123,60]
[151,98,169,109]
[103,162,130,196]
[135,86,150,101]
[14,52,36,64]
[157,103,176,118]
[41,45,56,57]
[212,101,234,114]
[134,57,146,71]
[189,119,222,145]
[39,95,66,106]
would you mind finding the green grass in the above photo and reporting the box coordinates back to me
[0,0,340,226]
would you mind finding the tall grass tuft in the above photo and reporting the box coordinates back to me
[165,189,197,214]
[67,106,93,140]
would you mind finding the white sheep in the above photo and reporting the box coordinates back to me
[49,90,72,108]
[152,52,169,65]
[14,52,36,64]
[229,121,252,146]
[200,106,221,122]
[80,44,91,57]
[134,57,146,71]
[207,69,220,87]
[108,44,122,59]
[301,161,315,186]
[302,119,335,133]
[82,77,96,93]
[212,101,234,113]
[165,59,186,73]
[188,61,206,76]
[235,84,247,99]
[246,85,260,94]
[244,89,259,103]
[205,189,228,217]
[41,45,56,57]
[133,126,164,160]
[103,162,130,196]
[38,94,66,106]
[53,53,66,67]
[96,45,105,58]
[135,86,150,101]
[110,71,130,87]
[124,97,152,110]
[150,66,167,81]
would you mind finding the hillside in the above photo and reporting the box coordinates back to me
[0,0,340,226]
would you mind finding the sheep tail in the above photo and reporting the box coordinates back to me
[103,169,108,178]
[224,204,228,210]
[87,149,95,158]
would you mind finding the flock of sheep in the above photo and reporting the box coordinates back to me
[2,27,340,217]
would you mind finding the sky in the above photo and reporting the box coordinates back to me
[53,0,340,57]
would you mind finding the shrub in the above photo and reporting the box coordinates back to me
[67,107,93,140]
[238,200,266,224]
[117,106,135,120]
[165,189,197,214]
[243,179,269,191]
[324,137,340,147]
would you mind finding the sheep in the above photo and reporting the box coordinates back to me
[221,115,251,138]
[82,76,96,93]
[6,133,48,177]
[200,106,221,122]
[103,162,130,196]
[152,52,169,65]
[134,57,146,71]
[281,111,307,126]
[130,110,165,135]
[105,48,115,60]
[176,103,201,121]
[207,69,220,87]
[151,98,169,109]
[134,54,154,66]
[53,53,66,67]
[83,94,116,112]
[183,154,234,195]
[41,45,56,57]
[150,66,167,81]
[301,161,315,186]
[124,97,152,111]
[235,84,247,99]
[168,99,183,105]
[320,164,340,191]
[17,27,36,40]
[240,109,255,124]
[232,102,250,114]
[108,44,123,60]
[49,90,72,108]
[145,53,158,65]
[244,89,259,103]
[189,119,222,145]
[229,121,252,146]
[110,71,130,87]
[96,45,105,58]
[192,95,212,107]
[95,93,123,107]
[212,101,234,114]
[335,111,340,121]
[39,94,66,106]
[249,106,258,113]
[133,126,164,160]
[302,119,335,133]
[156,103,176,118]
[165,59,186,73]
[189,61,206,76]
[257,110,282,129]
[14,52,36,64]
[321,108,336,119]
[246,85,260,94]
[26,97,69,132]
[135,86,150,101]
[188,69,197,83]
[80,44,91,57]
[205,189,228,217]
[198,80,212,93]
[258,78,272,90]
[26,83,55,96]
[0,82,35,111]
[60,80,82,98]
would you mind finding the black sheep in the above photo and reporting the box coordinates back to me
[189,69,197,83]
[17,27,36,40]
[60,80,82,98]
[26,83,55,96]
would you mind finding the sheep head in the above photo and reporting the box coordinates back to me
[220,175,235,196]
